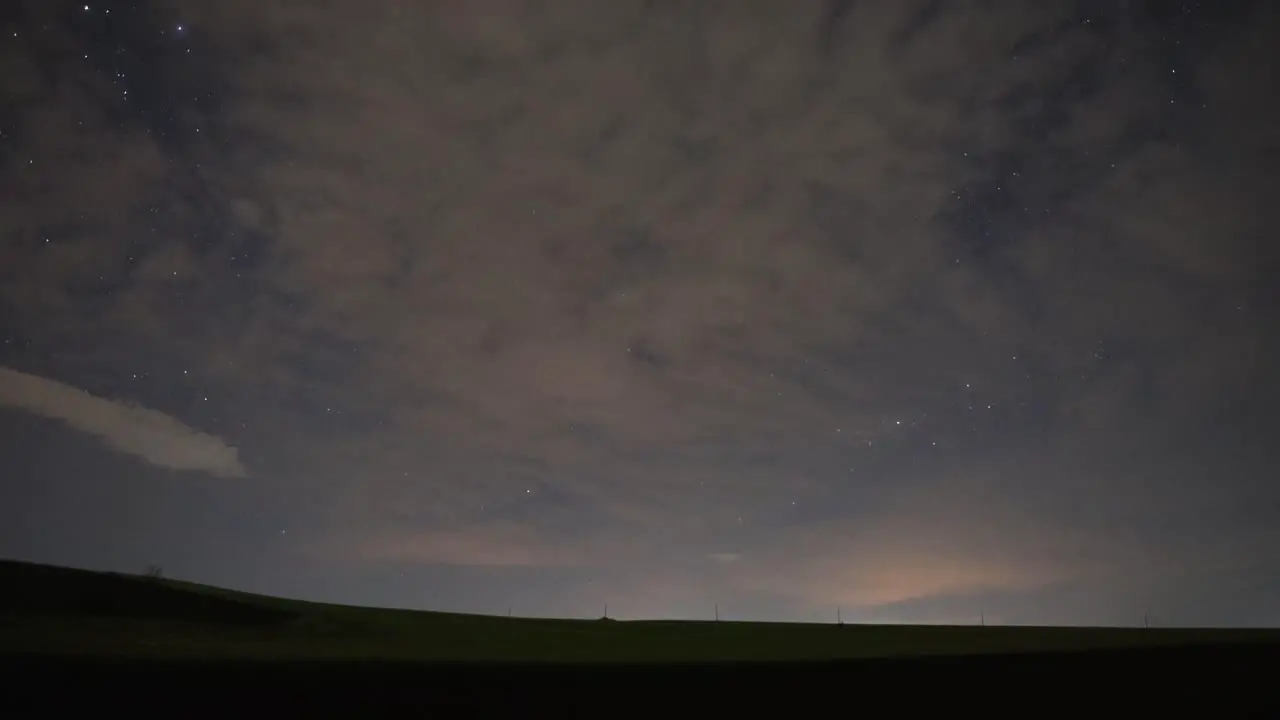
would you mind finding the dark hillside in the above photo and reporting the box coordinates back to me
[0,560,297,626]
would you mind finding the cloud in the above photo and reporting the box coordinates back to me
[0,367,246,478]
[139,0,1059,489]
[147,0,1277,599]
[335,520,587,568]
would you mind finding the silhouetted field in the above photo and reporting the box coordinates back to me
[3,559,1279,713]
[4,559,1278,663]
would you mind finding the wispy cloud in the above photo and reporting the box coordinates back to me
[0,367,246,477]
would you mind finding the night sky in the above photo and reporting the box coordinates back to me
[2,1,1278,626]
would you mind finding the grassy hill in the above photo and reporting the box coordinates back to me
[3,558,1278,663]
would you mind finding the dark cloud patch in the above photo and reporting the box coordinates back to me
[817,0,859,57]
[889,0,947,52]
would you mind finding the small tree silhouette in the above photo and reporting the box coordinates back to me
[144,564,164,580]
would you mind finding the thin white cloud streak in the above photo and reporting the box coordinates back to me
[0,366,246,477]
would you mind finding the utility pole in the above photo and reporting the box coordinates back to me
[604,603,609,619]
[1144,611,1149,628]
[715,603,719,622]
[980,612,985,628]
[837,606,843,626]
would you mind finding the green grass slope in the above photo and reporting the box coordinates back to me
[3,559,1278,663]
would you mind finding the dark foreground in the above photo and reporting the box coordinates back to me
[6,643,1280,715]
